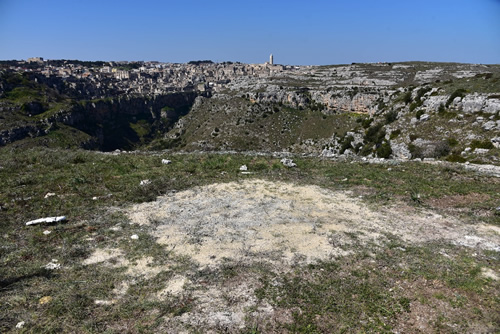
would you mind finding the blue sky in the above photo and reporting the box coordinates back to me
[1,0,499,65]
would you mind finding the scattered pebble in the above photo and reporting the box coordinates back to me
[130,234,139,240]
[94,299,116,305]
[39,296,53,305]
[280,158,297,168]
[15,321,25,329]
[161,159,171,165]
[92,196,98,200]
[140,179,151,186]
[239,165,248,171]
[43,230,51,235]
[44,192,55,199]
[44,259,60,270]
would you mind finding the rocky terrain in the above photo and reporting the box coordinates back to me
[1,60,499,333]
[161,62,500,165]
[1,60,499,165]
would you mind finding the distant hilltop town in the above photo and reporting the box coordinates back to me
[0,56,293,99]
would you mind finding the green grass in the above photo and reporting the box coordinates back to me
[252,241,499,333]
[0,148,499,332]
[161,96,360,152]
[1,148,499,227]
[435,73,500,95]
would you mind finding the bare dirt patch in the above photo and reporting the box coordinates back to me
[83,179,500,332]
[126,180,500,268]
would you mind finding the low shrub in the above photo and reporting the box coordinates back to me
[339,135,354,154]
[409,102,418,112]
[364,123,385,145]
[433,141,451,158]
[359,143,374,156]
[447,137,458,147]
[446,154,467,163]
[376,141,392,159]
[384,110,398,124]
[470,140,494,150]
[390,129,401,140]
[470,140,495,150]
[446,88,467,107]
[361,118,373,129]
[408,143,423,159]
[402,91,412,105]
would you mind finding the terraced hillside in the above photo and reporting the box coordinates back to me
[2,62,500,164]
[156,62,500,165]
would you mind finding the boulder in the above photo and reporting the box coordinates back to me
[280,158,297,168]
[491,137,500,148]
[483,98,500,114]
[419,114,430,121]
[482,121,497,131]
[391,142,411,160]
[474,148,490,154]
[461,94,485,113]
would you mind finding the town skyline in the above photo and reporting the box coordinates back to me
[1,0,499,65]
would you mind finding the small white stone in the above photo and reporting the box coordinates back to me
[43,230,51,235]
[420,114,430,121]
[92,196,98,200]
[94,299,115,305]
[475,148,489,154]
[44,261,60,270]
[16,321,25,329]
[140,179,151,186]
[161,159,171,165]
[280,158,297,168]
[239,165,248,171]
[44,192,55,199]
[130,234,139,240]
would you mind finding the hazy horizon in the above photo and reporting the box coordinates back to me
[1,0,499,65]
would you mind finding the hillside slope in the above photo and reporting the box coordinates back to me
[1,62,499,164]
[157,62,500,164]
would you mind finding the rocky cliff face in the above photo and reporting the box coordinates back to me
[2,61,499,164]
[0,92,201,151]
[158,62,500,164]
